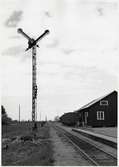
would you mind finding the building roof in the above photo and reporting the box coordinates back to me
[75,90,117,112]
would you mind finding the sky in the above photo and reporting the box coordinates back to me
[1,0,119,121]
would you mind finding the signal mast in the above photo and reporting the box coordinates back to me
[17,28,49,130]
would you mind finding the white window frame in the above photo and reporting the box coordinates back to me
[97,111,104,120]
[100,100,108,106]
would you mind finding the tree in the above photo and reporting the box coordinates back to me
[1,105,6,115]
[1,105,12,125]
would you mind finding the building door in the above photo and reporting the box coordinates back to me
[84,112,88,125]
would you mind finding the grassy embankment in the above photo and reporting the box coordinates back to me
[2,122,54,166]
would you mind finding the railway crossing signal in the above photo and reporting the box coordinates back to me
[17,28,49,131]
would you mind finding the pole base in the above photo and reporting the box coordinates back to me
[32,122,38,131]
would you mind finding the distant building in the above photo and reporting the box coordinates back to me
[75,91,117,127]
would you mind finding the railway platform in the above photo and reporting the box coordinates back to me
[72,127,117,148]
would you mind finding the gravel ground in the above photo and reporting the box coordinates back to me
[50,125,92,166]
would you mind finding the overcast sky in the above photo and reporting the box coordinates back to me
[1,0,119,121]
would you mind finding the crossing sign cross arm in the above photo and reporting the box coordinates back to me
[35,29,50,44]
[17,28,32,41]
[17,28,50,51]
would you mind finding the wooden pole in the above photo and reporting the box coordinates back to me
[19,104,20,122]
[32,45,37,131]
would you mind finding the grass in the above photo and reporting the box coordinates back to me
[2,122,32,138]
[2,122,54,166]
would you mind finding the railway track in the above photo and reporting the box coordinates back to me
[53,125,117,166]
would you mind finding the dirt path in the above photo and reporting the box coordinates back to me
[50,125,91,166]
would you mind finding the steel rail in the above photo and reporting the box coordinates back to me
[53,125,117,166]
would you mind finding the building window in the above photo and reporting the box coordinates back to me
[97,111,104,120]
[100,100,108,106]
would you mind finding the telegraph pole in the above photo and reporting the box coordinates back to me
[19,104,20,122]
[17,28,49,131]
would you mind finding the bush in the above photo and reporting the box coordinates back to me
[60,112,79,126]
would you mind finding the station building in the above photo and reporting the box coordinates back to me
[76,90,117,127]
